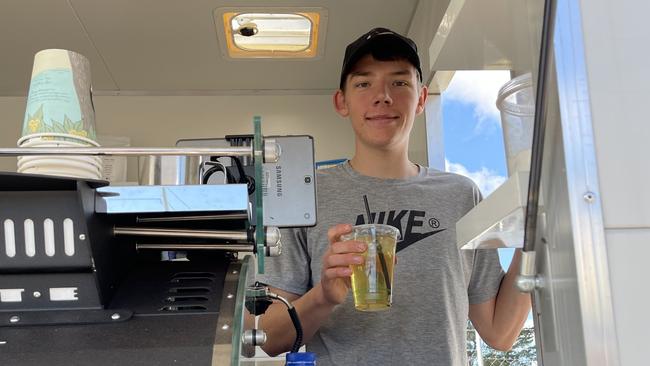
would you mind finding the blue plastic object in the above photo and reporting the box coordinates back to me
[285,351,316,365]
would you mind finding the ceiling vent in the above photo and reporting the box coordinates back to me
[214,7,328,59]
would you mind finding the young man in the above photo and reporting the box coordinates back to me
[257,28,531,365]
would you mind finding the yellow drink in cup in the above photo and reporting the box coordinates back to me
[341,224,400,311]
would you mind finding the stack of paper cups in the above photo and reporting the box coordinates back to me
[18,49,101,179]
[17,133,103,179]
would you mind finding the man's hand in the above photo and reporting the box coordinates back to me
[260,225,366,356]
[318,224,367,306]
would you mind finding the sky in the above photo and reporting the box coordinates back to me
[443,70,536,329]
[441,70,515,271]
[442,70,510,191]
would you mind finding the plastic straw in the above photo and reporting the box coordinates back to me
[363,195,391,295]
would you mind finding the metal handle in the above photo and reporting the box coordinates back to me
[0,146,253,157]
[0,141,281,162]
[522,0,555,254]
[517,0,555,292]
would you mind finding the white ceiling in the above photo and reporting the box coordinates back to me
[0,0,421,96]
[431,0,543,74]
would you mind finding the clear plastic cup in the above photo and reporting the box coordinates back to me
[496,73,535,175]
[341,224,400,311]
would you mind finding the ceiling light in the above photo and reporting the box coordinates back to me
[215,8,328,59]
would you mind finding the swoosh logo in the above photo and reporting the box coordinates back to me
[397,229,446,252]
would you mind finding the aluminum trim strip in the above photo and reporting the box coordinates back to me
[554,0,620,364]
[211,259,250,366]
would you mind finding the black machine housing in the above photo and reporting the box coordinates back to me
[0,172,250,366]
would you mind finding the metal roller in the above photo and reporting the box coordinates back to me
[115,226,281,247]
[135,242,282,257]
[0,140,280,162]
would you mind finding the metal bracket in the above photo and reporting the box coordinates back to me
[516,251,544,292]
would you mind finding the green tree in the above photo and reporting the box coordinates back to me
[468,324,537,366]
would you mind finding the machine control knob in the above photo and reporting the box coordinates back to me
[242,329,267,347]
[253,227,281,246]
[265,227,281,246]
[263,139,281,163]
[266,243,282,257]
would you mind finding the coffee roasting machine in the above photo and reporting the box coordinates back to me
[0,118,316,365]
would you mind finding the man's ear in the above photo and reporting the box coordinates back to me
[333,89,349,117]
[415,85,428,115]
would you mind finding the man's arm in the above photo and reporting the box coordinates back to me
[257,285,335,356]
[257,224,366,356]
[468,249,532,351]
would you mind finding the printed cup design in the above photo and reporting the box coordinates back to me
[21,49,96,141]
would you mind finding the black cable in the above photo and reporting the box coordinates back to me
[287,306,303,353]
[267,291,304,354]
[230,156,255,194]
[230,156,247,183]
[202,163,236,184]
[245,175,255,195]
[207,156,255,194]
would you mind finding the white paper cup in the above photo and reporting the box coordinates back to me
[20,167,101,180]
[18,163,102,179]
[17,155,103,170]
[17,132,103,179]
[17,135,102,168]
[21,49,96,141]
[18,157,101,174]
[18,132,100,147]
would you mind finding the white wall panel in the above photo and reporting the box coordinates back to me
[581,0,650,228]
[606,229,650,366]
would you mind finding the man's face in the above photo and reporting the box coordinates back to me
[334,54,427,152]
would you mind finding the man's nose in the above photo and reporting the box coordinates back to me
[372,84,393,105]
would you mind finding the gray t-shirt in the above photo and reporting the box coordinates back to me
[258,163,504,366]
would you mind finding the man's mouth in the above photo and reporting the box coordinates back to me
[365,114,399,123]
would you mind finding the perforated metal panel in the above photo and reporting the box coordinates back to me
[0,191,92,271]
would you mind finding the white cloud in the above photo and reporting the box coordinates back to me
[445,160,506,196]
[524,317,535,329]
[444,70,511,126]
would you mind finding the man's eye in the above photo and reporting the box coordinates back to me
[393,80,409,86]
[355,82,370,88]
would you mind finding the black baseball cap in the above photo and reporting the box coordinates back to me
[339,27,422,89]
